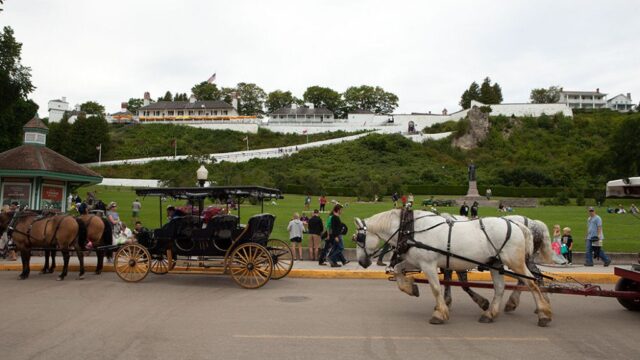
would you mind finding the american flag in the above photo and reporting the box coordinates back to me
[96,144,101,151]
[170,139,177,148]
[207,73,216,84]
[242,136,248,141]
[303,129,307,134]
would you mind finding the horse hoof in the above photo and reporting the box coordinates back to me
[480,300,490,311]
[429,316,445,325]
[56,276,64,281]
[95,271,102,275]
[39,270,47,275]
[17,274,28,280]
[411,284,420,297]
[478,315,494,323]
[537,318,551,327]
[77,275,85,280]
[504,303,517,313]
[445,298,452,307]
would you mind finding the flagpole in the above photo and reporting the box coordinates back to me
[174,139,177,158]
[246,137,249,151]
[98,144,102,166]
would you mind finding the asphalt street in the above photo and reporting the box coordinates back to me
[1,272,638,360]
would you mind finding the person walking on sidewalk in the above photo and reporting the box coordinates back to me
[584,207,611,267]
[328,204,349,267]
[307,209,323,261]
[287,213,305,261]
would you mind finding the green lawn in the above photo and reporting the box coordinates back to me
[79,186,640,253]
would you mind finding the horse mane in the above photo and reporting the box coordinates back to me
[365,209,401,235]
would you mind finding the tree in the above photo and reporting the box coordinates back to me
[191,81,221,101]
[530,86,561,104]
[68,114,111,163]
[459,82,480,109]
[220,87,236,104]
[127,98,144,114]
[173,92,188,101]
[47,115,73,156]
[79,101,105,116]
[265,90,295,113]
[235,82,266,115]
[157,91,173,102]
[609,117,640,177]
[0,26,36,151]
[478,77,503,104]
[303,86,343,116]
[342,85,399,114]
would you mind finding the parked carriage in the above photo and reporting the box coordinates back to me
[114,186,293,289]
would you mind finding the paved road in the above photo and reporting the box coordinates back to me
[1,273,638,360]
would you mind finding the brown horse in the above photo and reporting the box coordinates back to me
[78,214,112,274]
[43,214,113,275]
[0,212,87,281]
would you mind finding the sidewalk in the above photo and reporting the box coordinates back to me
[0,255,623,283]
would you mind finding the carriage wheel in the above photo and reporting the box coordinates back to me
[228,243,273,289]
[266,239,293,280]
[114,244,150,282]
[615,277,640,311]
[150,253,174,275]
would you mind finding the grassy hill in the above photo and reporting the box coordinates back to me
[94,110,640,198]
[105,124,362,161]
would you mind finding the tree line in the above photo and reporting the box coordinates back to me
[126,82,400,118]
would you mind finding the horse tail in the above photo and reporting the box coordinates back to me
[101,218,113,246]
[535,220,554,264]
[75,217,88,249]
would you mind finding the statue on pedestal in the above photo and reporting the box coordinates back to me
[468,162,476,182]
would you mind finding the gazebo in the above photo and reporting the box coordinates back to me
[0,116,102,211]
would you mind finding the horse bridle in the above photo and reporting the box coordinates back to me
[353,212,442,260]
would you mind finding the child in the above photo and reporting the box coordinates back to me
[561,227,573,265]
[551,224,568,265]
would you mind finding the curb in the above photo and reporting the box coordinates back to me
[0,264,619,283]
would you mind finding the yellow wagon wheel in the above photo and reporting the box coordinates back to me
[266,239,294,280]
[114,244,151,282]
[228,243,273,289]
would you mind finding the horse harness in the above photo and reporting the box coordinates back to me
[8,211,68,248]
[356,209,535,280]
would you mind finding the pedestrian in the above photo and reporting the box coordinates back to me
[552,224,562,255]
[300,212,309,233]
[561,227,573,265]
[304,194,311,211]
[585,207,611,267]
[470,201,479,218]
[307,209,323,261]
[287,213,305,261]
[407,193,414,208]
[486,188,492,200]
[328,204,349,267]
[319,195,327,213]
[132,198,142,221]
[392,192,399,208]
[459,201,469,217]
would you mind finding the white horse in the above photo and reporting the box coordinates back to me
[440,213,556,312]
[354,209,552,327]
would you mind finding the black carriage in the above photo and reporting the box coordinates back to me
[114,186,293,289]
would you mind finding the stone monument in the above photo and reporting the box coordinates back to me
[466,161,480,197]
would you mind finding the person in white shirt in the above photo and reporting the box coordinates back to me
[287,213,305,261]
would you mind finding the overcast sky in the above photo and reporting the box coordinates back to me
[3,0,639,115]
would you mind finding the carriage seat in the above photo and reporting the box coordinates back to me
[236,214,275,245]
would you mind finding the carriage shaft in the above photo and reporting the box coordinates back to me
[395,277,640,300]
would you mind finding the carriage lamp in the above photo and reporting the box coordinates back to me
[196,165,209,187]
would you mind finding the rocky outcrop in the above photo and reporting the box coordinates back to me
[452,105,490,150]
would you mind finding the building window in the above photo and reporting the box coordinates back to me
[198,110,203,115]
[188,111,194,115]
[168,111,174,116]
[223,110,228,115]
[177,111,184,116]
[214,111,218,115]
